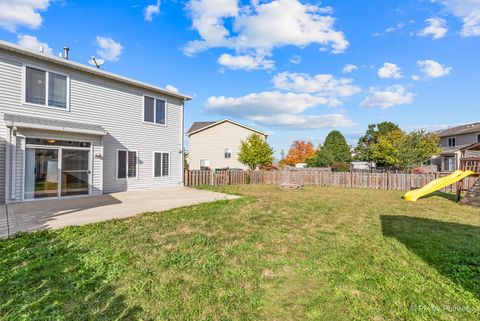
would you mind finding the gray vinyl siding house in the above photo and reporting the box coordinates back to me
[436,122,480,171]
[0,40,191,204]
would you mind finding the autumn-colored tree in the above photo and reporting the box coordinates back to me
[283,140,316,165]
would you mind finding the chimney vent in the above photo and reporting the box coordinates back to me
[63,47,70,60]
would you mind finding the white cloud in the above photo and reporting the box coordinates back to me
[342,64,357,73]
[411,75,421,81]
[417,59,452,78]
[205,91,353,129]
[377,62,403,79]
[205,91,336,116]
[0,0,50,32]
[185,0,348,67]
[418,17,448,39]
[218,53,274,70]
[165,84,179,92]
[17,34,52,55]
[433,0,480,36]
[273,72,361,98]
[361,85,414,109]
[251,114,355,129]
[96,36,124,61]
[289,55,302,64]
[144,0,161,22]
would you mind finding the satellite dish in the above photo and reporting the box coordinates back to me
[88,57,105,69]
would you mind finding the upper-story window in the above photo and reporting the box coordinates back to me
[144,96,166,125]
[447,137,456,147]
[224,148,232,159]
[25,66,68,109]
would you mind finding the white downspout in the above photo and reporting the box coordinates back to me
[5,127,10,203]
[181,97,186,186]
[10,127,17,200]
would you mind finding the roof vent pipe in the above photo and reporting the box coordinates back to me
[63,47,69,60]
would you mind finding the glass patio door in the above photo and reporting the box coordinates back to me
[24,148,59,199]
[61,149,90,196]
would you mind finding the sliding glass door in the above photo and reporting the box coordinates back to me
[25,146,91,200]
[24,148,59,199]
[61,149,89,196]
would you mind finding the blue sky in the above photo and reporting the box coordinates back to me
[1,0,479,156]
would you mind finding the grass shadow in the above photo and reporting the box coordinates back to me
[421,191,458,202]
[381,215,480,299]
[0,231,141,320]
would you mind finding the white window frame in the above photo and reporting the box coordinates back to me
[22,64,70,111]
[152,151,170,178]
[447,137,456,147]
[142,95,167,126]
[224,147,232,159]
[443,155,457,172]
[200,159,210,169]
[116,149,139,180]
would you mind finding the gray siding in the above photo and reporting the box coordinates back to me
[440,132,480,147]
[0,50,184,202]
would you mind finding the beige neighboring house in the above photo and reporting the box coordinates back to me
[436,122,480,171]
[187,119,268,170]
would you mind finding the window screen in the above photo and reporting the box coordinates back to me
[162,153,169,176]
[156,99,166,125]
[25,67,46,105]
[48,72,67,108]
[128,151,137,178]
[117,150,127,179]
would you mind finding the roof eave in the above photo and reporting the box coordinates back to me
[0,40,192,101]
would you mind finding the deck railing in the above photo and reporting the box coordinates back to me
[460,157,480,174]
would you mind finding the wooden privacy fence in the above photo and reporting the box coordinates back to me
[185,170,477,192]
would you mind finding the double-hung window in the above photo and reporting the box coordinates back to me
[25,66,68,109]
[117,150,138,179]
[153,152,169,177]
[447,137,456,147]
[224,148,232,159]
[144,96,166,125]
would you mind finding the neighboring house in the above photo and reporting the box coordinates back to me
[0,40,191,204]
[436,122,480,171]
[187,119,268,170]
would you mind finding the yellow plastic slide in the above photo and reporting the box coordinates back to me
[404,170,474,202]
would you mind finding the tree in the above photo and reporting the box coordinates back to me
[307,130,351,167]
[370,129,441,170]
[355,122,400,164]
[283,140,316,165]
[238,134,274,170]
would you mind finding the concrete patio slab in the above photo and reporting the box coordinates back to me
[1,187,239,238]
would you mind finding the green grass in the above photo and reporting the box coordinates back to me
[1,185,479,320]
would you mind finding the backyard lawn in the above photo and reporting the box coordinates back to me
[1,185,479,320]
